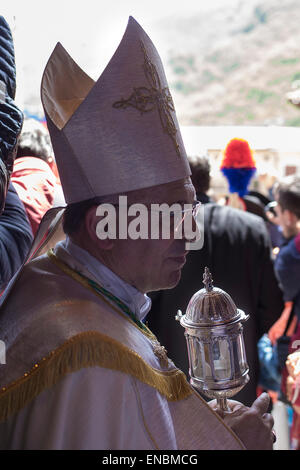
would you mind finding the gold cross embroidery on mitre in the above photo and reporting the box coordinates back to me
[112,41,181,157]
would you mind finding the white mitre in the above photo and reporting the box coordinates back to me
[41,16,191,204]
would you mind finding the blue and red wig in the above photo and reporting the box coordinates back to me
[220,138,256,197]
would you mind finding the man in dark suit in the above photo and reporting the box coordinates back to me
[147,155,284,406]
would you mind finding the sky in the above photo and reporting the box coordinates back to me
[2,0,241,111]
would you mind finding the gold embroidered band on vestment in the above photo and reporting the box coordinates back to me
[0,331,193,423]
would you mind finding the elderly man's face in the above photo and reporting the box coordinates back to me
[93,177,197,293]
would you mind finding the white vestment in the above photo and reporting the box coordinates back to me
[0,240,244,450]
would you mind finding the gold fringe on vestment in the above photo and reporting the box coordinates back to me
[0,331,192,422]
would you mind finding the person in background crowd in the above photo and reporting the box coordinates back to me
[147,154,284,407]
[269,175,300,449]
[188,154,211,204]
[273,176,300,324]
[220,137,258,212]
[219,138,282,248]
[0,183,33,292]
[284,351,300,450]
[11,118,64,235]
[0,16,33,291]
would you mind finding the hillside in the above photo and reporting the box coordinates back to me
[153,0,300,126]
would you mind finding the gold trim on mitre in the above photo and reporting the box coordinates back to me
[0,331,192,422]
[41,42,95,130]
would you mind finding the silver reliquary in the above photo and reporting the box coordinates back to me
[176,267,249,411]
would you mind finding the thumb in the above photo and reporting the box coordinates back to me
[251,393,270,416]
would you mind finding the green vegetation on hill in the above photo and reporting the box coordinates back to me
[162,0,300,126]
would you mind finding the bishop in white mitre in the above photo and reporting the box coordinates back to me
[0,17,274,450]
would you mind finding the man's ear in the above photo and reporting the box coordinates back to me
[84,205,114,250]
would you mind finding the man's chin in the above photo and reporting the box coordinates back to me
[169,268,183,287]
[151,268,182,292]
[163,255,186,288]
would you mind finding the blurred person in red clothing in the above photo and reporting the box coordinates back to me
[282,341,300,449]
[11,118,64,235]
